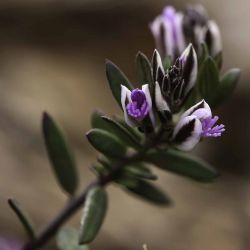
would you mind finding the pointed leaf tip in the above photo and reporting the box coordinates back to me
[8,198,36,240]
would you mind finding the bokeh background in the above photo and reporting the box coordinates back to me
[0,0,249,249]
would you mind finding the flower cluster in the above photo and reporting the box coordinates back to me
[120,6,226,151]
[150,5,222,60]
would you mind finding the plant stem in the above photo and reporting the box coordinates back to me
[22,134,159,250]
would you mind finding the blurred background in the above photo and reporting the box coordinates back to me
[0,0,249,249]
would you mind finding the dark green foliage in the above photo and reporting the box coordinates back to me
[144,149,219,182]
[79,187,107,244]
[86,129,127,158]
[42,113,78,195]
[8,198,36,240]
[123,179,171,206]
[105,60,133,108]
[136,52,154,93]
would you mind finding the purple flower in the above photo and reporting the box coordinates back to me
[150,6,186,60]
[153,44,198,116]
[173,100,225,151]
[121,84,155,127]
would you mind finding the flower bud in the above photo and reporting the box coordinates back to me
[153,44,198,115]
[150,6,186,60]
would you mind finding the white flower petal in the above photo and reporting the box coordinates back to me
[173,115,202,151]
[120,85,135,127]
[207,20,222,57]
[181,99,211,119]
[154,81,170,112]
[142,84,156,126]
[180,44,198,96]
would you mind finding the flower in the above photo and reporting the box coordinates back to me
[172,100,225,151]
[0,237,21,250]
[150,6,186,60]
[153,44,198,117]
[183,4,222,57]
[121,84,155,128]
[150,4,222,60]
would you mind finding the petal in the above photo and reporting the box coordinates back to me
[173,115,202,151]
[180,44,198,96]
[154,81,170,112]
[181,99,211,119]
[142,84,156,126]
[120,85,135,127]
[192,108,211,120]
[206,20,222,57]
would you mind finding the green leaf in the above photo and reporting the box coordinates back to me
[124,179,171,206]
[214,51,223,70]
[198,43,209,66]
[105,60,133,108]
[79,187,107,244]
[86,129,127,158]
[91,110,112,131]
[100,116,141,149]
[144,149,219,182]
[211,68,240,108]
[135,52,154,92]
[115,117,142,141]
[198,56,219,104]
[42,113,78,195]
[123,164,158,181]
[8,198,36,240]
[57,228,89,250]
[163,56,172,71]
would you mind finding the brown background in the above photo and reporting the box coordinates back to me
[0,0,249,249]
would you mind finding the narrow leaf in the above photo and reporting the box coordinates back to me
[198,56,219,104]
[144,149,219,182]
[123,164,158,180]
[105,60,133,108]
[124,180,171,206]
[8,198,36,240]
[42,113,78,195]
[211,68,240,108]
[86,128,126,158]
[101,116,141,149]
[79,187,107,244]
[136,52,154,92]
[57,228,89,250]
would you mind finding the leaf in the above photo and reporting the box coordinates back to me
[8,198,36,240]
[198,56,219,104]
[91,110,111,131]
[105,60,133,108]
[123,164,158,180]
[198,43,209,66]
[79,187,107,244]
[214,51,223,70]
[124,179,171,206]
[57,228,89,250]
[115,117,142,141]
[100,116,141,149]
[86,129,127,158]
[135,52,154,93]
[211,68,240,108]
[144,149,219,182]
[163,56,172,71]
[42,113,78,195]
